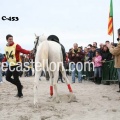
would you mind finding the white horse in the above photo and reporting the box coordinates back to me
[33,34,73,106]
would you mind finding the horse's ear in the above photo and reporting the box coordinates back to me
[42,33,45,36]
[34,33,37,37]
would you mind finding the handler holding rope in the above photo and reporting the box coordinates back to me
[2,34,32,98]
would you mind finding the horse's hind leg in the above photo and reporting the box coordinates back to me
[34,70,42,106]
[60,66,76,102]
[49,71,53,97]
[53,71,60,103]
[60,66,73,93]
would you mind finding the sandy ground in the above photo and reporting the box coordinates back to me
[0,76,120,120]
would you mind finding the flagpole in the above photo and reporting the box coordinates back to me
[112,1,114,44]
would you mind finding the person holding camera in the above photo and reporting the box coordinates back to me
[107,28,120,92]
[69,43,84,83]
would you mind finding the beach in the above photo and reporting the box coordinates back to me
[0,76,120,120]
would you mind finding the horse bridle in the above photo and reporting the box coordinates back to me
[33,36,39,55]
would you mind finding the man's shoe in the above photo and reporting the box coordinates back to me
[15,85,23,97]
[18,93,23,98]
[15,93,23,98]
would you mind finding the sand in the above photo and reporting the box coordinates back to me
[0,76,120,120]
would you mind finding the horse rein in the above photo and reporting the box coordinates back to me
[33,36,39,55]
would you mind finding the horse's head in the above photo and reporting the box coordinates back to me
[33,34,48,54]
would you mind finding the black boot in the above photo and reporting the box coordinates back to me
[18,85,23,97]
[117,82,120,93]
[95,77,100,85]
[15,85,23,98]
[94,77,97,84]
[98,77,102,84]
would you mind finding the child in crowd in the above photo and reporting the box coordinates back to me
[93,51,102,84]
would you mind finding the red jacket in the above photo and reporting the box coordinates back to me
[2,42,30,62]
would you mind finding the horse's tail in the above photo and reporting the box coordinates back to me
[40,41,49,73]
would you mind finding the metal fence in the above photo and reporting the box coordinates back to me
[102,60,118,82]
[75,60,118,82]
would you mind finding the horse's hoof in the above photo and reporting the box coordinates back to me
[68,94,77,103]
[52,96,61,103]
[49,96,53,99]
[34,100,39,108]
[55,97,61,103]
[56,99,61,103]
[34,103,40,108]
[34,103,38,108]
[46,96,53,102]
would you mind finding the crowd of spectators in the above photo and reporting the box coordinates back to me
[0,40,116,85]
[66,40,114,84]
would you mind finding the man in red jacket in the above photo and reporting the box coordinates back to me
[2,34,32,98]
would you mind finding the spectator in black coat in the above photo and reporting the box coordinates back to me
[101,45,112,85]
[101,45,112,62]
[88,46,96,62]
[88,46,96,80]
[98,43,104,54]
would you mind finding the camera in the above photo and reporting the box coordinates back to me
[117,38,120,41]
[113,43,117,47]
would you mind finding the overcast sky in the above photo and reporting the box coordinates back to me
[0,0,120,53]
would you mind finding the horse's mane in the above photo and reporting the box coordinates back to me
[39,34,48,42]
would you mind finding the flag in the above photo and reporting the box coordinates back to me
[108,0,113,35]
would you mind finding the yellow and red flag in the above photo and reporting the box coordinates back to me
[108,0,113,35]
